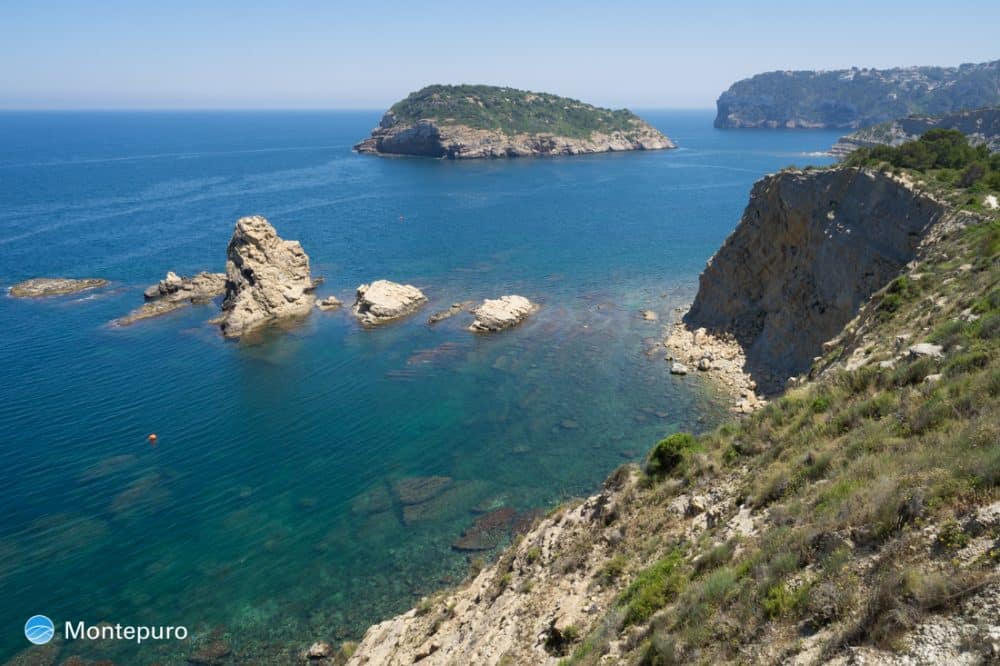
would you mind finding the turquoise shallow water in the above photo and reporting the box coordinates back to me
[0,110,840,662]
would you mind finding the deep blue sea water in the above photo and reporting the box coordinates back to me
[0,110,840,663]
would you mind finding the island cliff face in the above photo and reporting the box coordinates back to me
[715,60,1000,129]
[684,168,948,389]
[831,107,1000,158]
[355,84,674,159]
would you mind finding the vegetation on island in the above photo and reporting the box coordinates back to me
[387,84,646,139]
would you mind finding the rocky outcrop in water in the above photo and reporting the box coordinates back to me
[715,60,1000,129]
[831,107,1000,158]
[115,271,226,326]
[684,168,949,390]
[469,295,537,332]
[218,216,316,338]
[352,280,427,325]
[9,277,108,297]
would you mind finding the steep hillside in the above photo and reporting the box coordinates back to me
[342,145,1000,665]
[714,60,1000,129]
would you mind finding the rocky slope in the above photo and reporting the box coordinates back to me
[355,84,674,159]
[684,167,953,392]
[343,165,999,665]
[218,215,316,338]
[831,107,1000,158]
[715,60,1000,129]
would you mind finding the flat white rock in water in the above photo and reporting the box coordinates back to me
[469,295,537,332]
[353,280,427,325]
[9,277,108,298]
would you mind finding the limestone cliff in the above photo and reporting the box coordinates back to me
[831,107,1000,158]
[218,216,315,338]
[715,60,1000,129]
[684,168,949,390]
[355,84,674,159]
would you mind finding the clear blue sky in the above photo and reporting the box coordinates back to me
[1,0,997,110]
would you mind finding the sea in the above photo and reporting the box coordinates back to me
[0,110,841,663]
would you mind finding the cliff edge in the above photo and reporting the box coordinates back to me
[685,167,949,391]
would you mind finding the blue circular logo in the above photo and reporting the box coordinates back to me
[24,615,54,645]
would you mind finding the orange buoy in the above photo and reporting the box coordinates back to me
[148,433,158,446]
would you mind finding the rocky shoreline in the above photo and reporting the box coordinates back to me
[664,316,766,414]
[355,117,675,159]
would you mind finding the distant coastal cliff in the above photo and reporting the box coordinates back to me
[354,84,675,159]
[831,107,1000,158]
[715,60,1000,129]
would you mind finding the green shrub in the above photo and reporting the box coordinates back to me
[646,433,701,477]
[618,549,686,626]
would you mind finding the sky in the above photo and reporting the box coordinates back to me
[1,0,997,110]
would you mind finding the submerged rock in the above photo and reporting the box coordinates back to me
[428,301,472,325]
[219,216,316,338]
[350,484,393,516]
[9,277,108,298]
[393,476,453,506]
[353,280,427,325]
[115,271,225,326]
[469,295,538,332]
[316,296,343,311]
[451,507,517,552]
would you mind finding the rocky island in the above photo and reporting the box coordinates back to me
[354,84,675,159]
[715,59,1000,129]
[218,215,317,339]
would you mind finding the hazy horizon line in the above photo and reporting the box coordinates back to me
[0,106,718,113]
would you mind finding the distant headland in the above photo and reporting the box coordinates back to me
[354,84,675,159]
[715,59,1000,129]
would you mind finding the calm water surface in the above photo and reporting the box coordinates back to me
[0,110,840,662]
